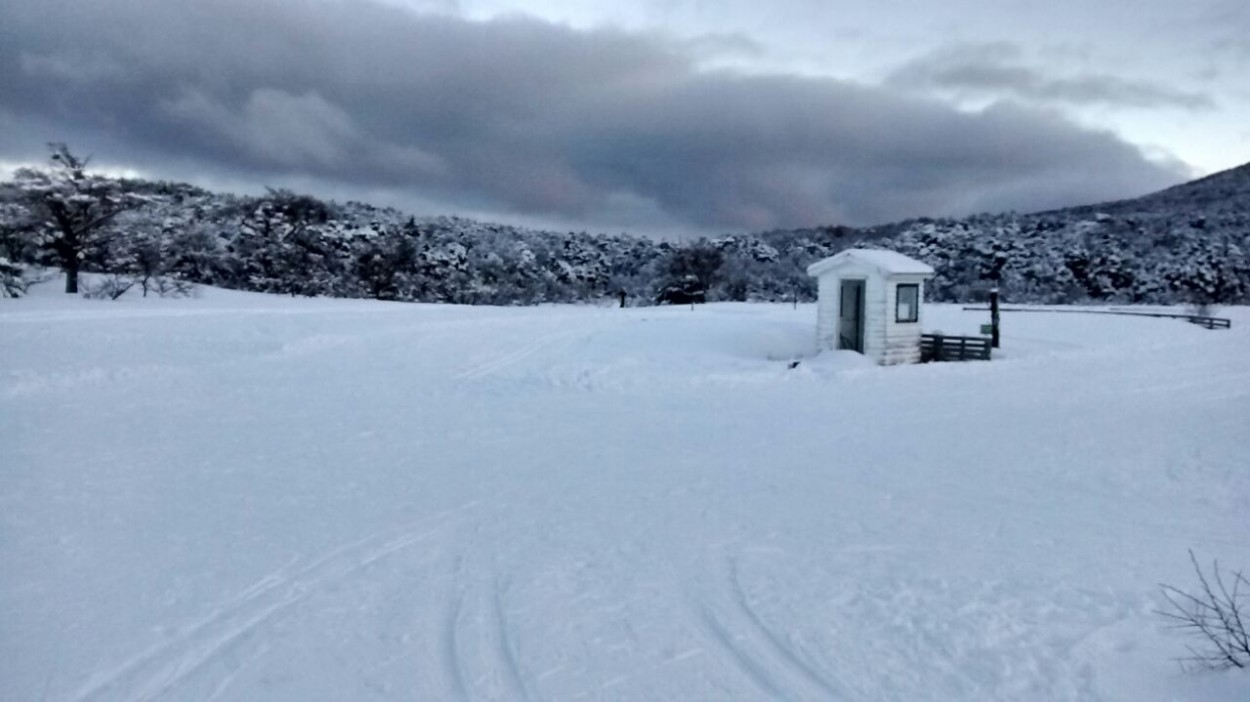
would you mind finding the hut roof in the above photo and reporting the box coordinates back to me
[806,249,935,277]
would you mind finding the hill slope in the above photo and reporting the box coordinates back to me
[1059,161,1250,219]
[824,160,1250,304]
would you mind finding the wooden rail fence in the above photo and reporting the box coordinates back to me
[921,333,992,362]
[1185,316,1232,329]
[961,306,1231,329]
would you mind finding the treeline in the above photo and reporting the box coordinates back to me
[2,147,1248,305]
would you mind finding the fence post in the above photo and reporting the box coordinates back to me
[990,288,1001,349]
[934,333,944,362]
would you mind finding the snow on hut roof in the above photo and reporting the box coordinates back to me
[806,248,935,277]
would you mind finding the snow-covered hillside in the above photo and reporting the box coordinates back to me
[4,159,1249,308]
[3,283,1249,701]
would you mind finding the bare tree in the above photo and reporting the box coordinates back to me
[81,274,136,300]
[14,143,150,293]
[1159,550,1250,671]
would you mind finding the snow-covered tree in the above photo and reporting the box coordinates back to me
[0,200,44,297]
[655,242,724,304]
[2,148,1247,307]
[13,144,155,293]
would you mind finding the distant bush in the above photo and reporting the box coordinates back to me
[1,258,47,297]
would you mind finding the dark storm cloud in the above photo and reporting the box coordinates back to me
[886,42,1214,111]
[0,0,1188,232]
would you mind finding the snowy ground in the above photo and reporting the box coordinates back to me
[3,281,1249,701]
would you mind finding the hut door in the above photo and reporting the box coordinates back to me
[838,280,865,353]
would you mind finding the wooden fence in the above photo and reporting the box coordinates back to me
[1185,316,1232,329]
[921,334,992,362]
[962,306,1231,329]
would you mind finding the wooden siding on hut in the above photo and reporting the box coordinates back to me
[882,280,924,365]
[815,275,839,351]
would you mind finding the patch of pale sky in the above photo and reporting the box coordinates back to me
[0,158,147,181]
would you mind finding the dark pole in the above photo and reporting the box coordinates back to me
[619,290,625,308]
[990,288,1000,349]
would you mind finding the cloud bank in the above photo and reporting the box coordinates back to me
[0,0,1189,234]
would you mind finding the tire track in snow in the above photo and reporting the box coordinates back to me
[437,518,533,702]
[71,501,479,702]
[440,547,473,702]
[490,574,533,701]
[687,555,849,700]
[442,588,471,702]
[727,557,849,699]
[692,601,791,700]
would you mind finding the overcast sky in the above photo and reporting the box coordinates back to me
[1,0,1245,237]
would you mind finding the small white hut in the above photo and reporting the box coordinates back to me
[806,249,935,365]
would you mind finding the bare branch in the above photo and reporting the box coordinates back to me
[1158,550,1250,671]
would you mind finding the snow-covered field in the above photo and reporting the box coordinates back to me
[3,281,1249,701]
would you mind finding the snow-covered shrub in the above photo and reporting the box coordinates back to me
[153,276,196,298]
[656,274,705,305]
[0,258,51,297]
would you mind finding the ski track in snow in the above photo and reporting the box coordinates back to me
[69,501,480,702]
[3,365,188,399]
[452,333,562,382]
[5,291,1250,702]
[200,641,270,702]
[452,329,583,382]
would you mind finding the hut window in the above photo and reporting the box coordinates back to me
[896,284,919,323]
